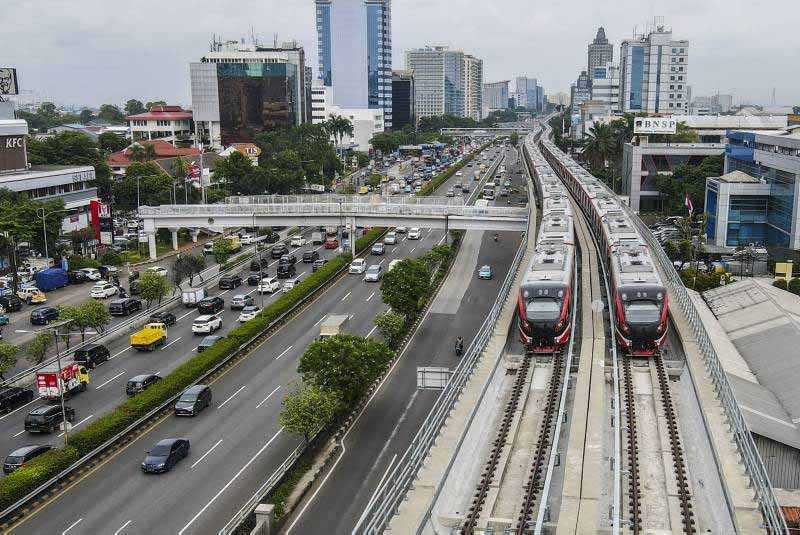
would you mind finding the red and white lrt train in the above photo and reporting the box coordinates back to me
[539,137,669,356]
[517,131,576,353]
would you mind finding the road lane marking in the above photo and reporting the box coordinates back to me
[0,396,40,422]
[96,371,125,390]
[58,415,93,437]
[256,386,281,409]
[113,520,132,534]
[218,289,230,296]
[12,429,25,437]
[62,518,82,534]
[367,325,378,338]
[217,385,246,410]
[276,346,293,360]
[410,247,416,253]
[366,291,375,302]
[356,453,398,529]
[176,310,195,322]
[178,428,284,535]
[161,336,182,350]
[378,259,385,267]
[438,234,447,245]
[110,347,131,359]
[341,291,351,301]
[190,439,223,469]
[313,316,324,327]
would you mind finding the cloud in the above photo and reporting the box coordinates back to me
[2,0,797,107]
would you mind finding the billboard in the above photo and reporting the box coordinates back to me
[634,117,677,135]
[0,69,18,96]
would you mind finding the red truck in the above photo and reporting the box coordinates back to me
[35,362,90,400]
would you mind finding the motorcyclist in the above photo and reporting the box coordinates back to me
[455,336,464,356]
[493,233,499,242]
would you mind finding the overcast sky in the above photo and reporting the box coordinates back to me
[4,0,798,109]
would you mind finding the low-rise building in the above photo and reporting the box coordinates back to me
[126,105,193,146]
[106,140,202,177]
[310,83,384,152]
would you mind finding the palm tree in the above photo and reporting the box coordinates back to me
[128,143,146,162]
[582,123,615,172]
[143,143,157,161]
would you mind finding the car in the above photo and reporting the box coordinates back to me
[446,189,455,197]
[237,306,261,322]
[17,286,46,304]
[98,265,118,278]
[3,445,53,474]
[73,344,110,369]
[278,254,297,266]
[312,259,328,272]
[0,386,34,413]
[108,297,143,316]
[384,232,397,245]
[218,274,242,290]
[126,373,162,395]
[250,258,270,272]
[364,265,383,283]
[149,311,176,326]
[408,228,422,240]
[503,180,512,188]
[258,277,281,294]
[29,306,59,325]
[230,294,254,310]
[277,263,296,279]
[414,186,422,193]
[455,171,463,176]
[239,234,254,245]
[462,185,470,194]
[263,232,280,244]
[371,243,385,255]
[203,242,214,255]
[404,185,412,193]
[478,265,493,279]
[302,250,320,263]
[247,273,262,286]
[141,438,190,473]
[174,385,212,417]
[146,266,168,278]
[67,270,88,284]
[0,296,22,312]
[192,314,222,335]
[395,226,407,234]
[197,296,224,314]
[349,258,367,274]
[290,236,307,247]
[24,404,76,433]
[271,244,289,258]
[78,268,102,281]
[90,282,118,299]
[324,239,339,249]
[197,335,224,352]
[282,277,301,292]
[129,279,141,295]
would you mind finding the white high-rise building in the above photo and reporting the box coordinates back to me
[591,61,620,112]
[310,82,384,152]
[463,54,483,121]
[406,46,483,120]
[619,23,689,115]
[315,0,392,128]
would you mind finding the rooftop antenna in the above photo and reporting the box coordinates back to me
[274,33,279,48]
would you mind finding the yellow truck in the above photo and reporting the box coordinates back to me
[358,186,369,195]
[130,323,168,352]
[224,235,242,253]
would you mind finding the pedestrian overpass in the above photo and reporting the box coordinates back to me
[138,194,529,259]
[441,127,532,136]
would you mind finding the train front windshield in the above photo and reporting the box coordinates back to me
[623,300,661,325]
[526,298,561,322]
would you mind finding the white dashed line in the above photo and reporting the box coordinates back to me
[276,346,293,360]
[190,439,223,469]
[256,386,281,409]
[96,371,125,389]
[217,385,246,410]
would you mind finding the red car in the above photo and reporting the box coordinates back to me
[324,239,339,249]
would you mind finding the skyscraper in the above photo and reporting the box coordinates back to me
[405,46,465,119]
[463,55,484,121]
[483,81,510,111]
[391,70,415,130]
[515,77,539,110]
[619,23,689,115]
[315,0,392,128]
[588,27,613,80]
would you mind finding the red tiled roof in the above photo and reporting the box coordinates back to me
[107,140,200,167]
[126,105,193,121]
[784,506,800,528]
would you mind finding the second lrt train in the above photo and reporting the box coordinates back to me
[538,137,669,356]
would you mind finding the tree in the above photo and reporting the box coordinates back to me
[98,104,125,124]
[98,132,128,153]
[373,312,406,349]
[582,122,616,173]
[172,254,207,287]
[212,151,264,196]
[789,278,800,296]
[0,342,19,380]
[773,278,788,291]
[509,132,519,147]
[100,250,123,266]
[26,131,113,198]
[112,162,174,210]
[298,334,394,408]
[138,272,171,306]
[663,240,679,262]
[58,300,111,343]
[380,259,430,320]
[124,99,146,116]
[279,381,340,442]
[27,330,54,365]
[79,109,94,124]
[146,100,167,110]
[212,239,232,265]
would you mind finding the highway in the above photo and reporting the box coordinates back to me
[8,144,499,534]
[286,144,525,534]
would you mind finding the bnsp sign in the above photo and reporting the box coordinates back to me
[634,117,677,135]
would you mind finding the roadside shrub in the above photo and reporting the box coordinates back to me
[68,255,100,270]
[100,250,123,266]
[0,447,79,510]
[789,278,800,296]
[773,278,788,291]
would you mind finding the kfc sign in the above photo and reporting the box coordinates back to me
[0,135,26,173]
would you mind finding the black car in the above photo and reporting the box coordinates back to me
[0,386,34,413]
[174,385,212,416]
[247,273,262,286]
[73,344,110,369]
[277,263,296,279]
[312,259,328,272]
[218,275,242,290]
[302,250,320,263]
[0,296,22,313]
[30,307,59,325]
[126,374,161,396]
[24,405,75,433]
[278,254,297,266]
[197,335,224,352]
[197,296,224,315]
[67,270,87,284]
[3,445,53,474]
[129,279,141,295]
[263,232,280,244]
[141,438,190,473]
[108,298,143,316]
[271,244,289,259]
[149,311,176,326]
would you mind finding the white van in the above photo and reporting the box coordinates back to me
[282,276,302,292]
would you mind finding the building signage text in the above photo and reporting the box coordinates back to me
[634,117,678,135]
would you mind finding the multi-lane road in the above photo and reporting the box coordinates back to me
[8,144,505,534]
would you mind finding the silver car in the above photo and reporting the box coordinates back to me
[364,265,383,283]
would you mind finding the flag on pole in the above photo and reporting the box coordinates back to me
[684,192,694,216]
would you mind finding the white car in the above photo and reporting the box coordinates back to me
[349,258,367,274]
[192,314,222,334]
[290,236,307,247]
[237,306,261,323]
[384,232,397,245]
[79,268,102,281]
[239,234,254,245]
[408,228,422,240]
[147,266,168,278]
[456,171,463,177]
[90,283,117,299]
[282,277,301,292]
[257,277,280,294]
[364,265,383,283]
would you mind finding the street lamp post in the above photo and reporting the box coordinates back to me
[36,207,73,261]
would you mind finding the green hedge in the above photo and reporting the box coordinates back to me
[418,140,495,197]
[0,228,386,511]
